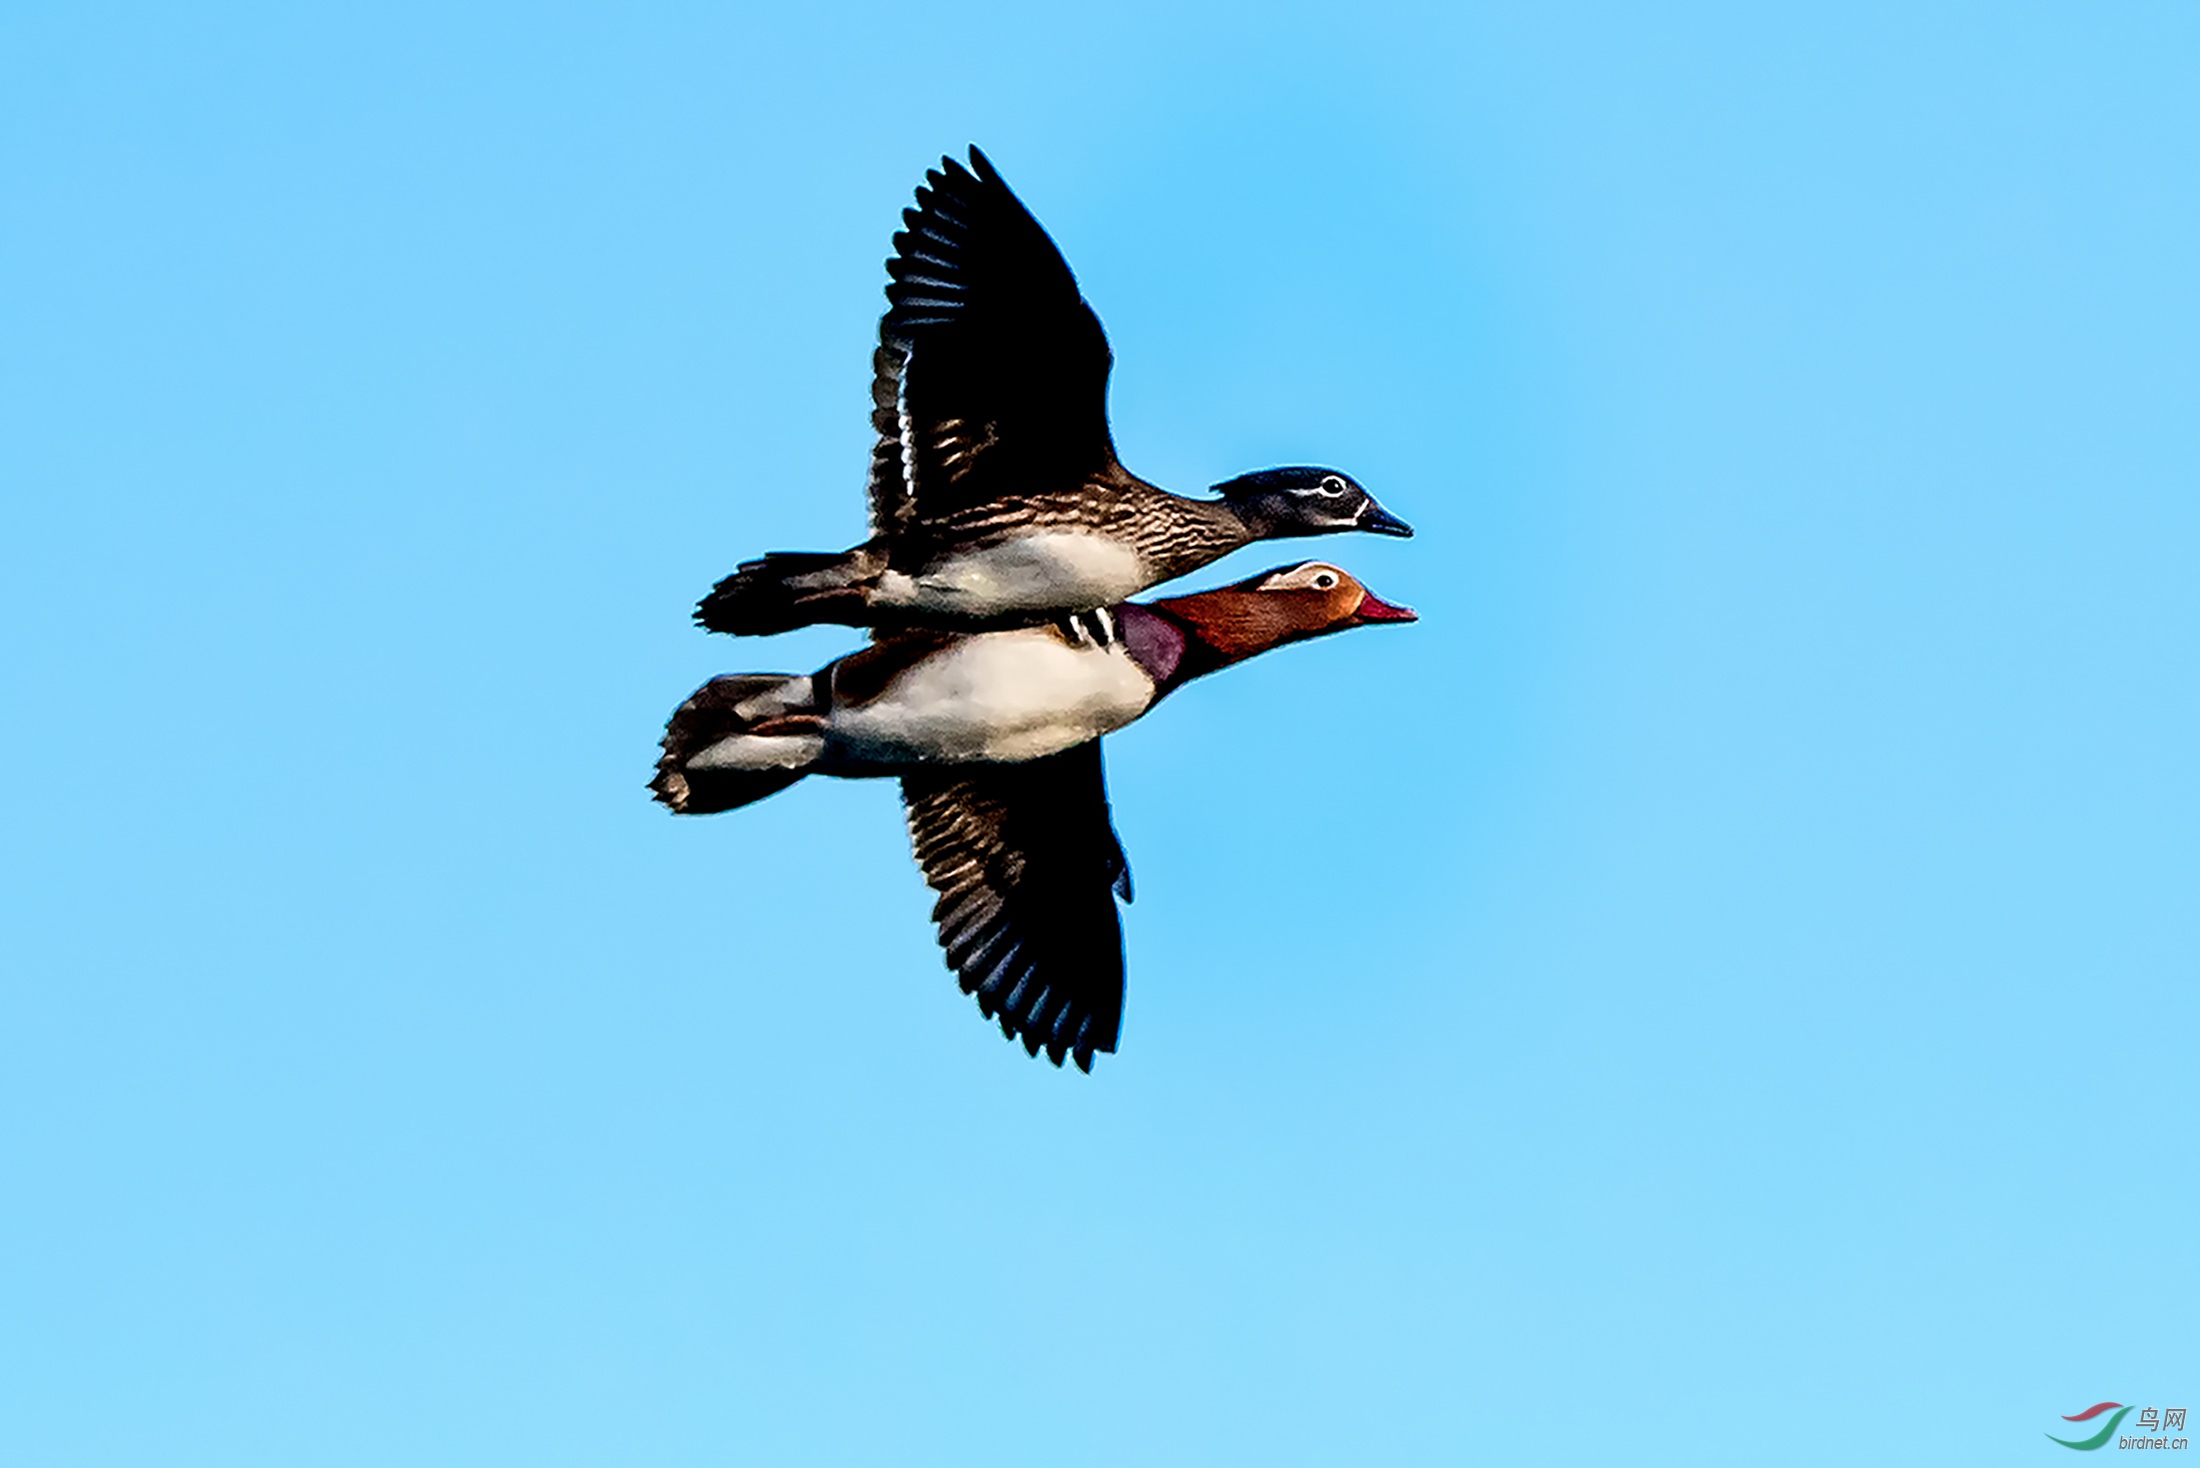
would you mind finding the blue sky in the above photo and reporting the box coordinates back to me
[4,2,2195,1463]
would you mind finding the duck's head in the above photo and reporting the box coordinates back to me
[1213,467,1414,540]
[1145,561,1416,673]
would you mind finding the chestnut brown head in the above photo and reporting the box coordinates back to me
[1148,561,1416,668]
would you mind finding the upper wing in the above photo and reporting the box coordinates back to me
[867,148,1120,539]
[900,740,1131,1070]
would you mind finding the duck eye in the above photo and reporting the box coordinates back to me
[1318,476,1348,496]
[1311,571,1339,590]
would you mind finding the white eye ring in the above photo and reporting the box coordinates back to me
[1318,476,1348,496]
[1311,570,1339,590]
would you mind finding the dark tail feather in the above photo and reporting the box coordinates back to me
[694,547,881,636]
[651,673,824,814]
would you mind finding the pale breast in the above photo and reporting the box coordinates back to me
[827,629,1155,766]
[874,532,1149,619]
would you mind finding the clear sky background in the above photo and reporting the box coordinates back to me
[4,3,2195,1463]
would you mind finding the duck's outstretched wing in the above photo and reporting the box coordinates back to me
[868,147,1121,541]
[900,740,1131,1070]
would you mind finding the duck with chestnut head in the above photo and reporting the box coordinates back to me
[653,563,1415,1069]
[691,148,1411,638]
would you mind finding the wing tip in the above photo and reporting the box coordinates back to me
[647,766,688,812]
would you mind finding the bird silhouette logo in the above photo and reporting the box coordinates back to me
[2046,1402,2131,1451]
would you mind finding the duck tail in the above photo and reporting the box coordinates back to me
[694,546,882,636]
[651,672,827,815]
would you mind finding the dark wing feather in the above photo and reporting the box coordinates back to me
[901,741,1132,1070]
[865,341,911,538]
[868,147,1120,538]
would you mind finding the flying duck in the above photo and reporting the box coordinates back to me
[654,562,1416,1069]
[694,147,1412,638]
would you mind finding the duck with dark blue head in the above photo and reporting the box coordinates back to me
[694,147,1412,638]
[1212,467,1414,541]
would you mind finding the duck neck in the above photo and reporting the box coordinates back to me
[1138,588,1315,688]
[1135,493,1261,575]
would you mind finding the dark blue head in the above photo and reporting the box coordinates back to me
[1212,467,1413,541]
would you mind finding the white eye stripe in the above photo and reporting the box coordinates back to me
[1260,565,1343,592]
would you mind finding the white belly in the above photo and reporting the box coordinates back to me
[874,532,1148,618]
[830,630,1153,765]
